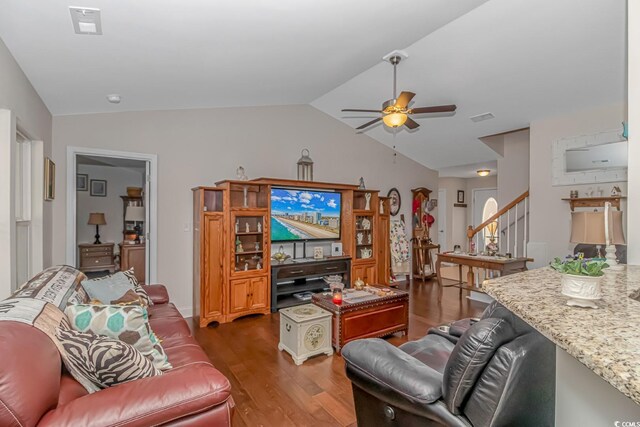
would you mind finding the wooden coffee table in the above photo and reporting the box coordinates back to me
[312,288,409,352]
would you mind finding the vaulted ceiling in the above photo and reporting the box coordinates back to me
[0,0,626,170]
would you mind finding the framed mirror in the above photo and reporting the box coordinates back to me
[552,128,627,186]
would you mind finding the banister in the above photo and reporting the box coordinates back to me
[466,190,529,240]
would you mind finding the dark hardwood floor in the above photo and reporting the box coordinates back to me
[191,279,487,427]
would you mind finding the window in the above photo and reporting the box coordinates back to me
[482,197,498,247]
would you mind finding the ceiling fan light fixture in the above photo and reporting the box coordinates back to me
[382,112,408,128]
[477,169,491,177]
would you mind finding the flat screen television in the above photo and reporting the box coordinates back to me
[270,188,341,242]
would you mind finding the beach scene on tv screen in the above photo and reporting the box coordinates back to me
[271,189,341,241]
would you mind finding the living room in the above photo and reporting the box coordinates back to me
[1,0,639,426]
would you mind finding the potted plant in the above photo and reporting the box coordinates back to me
[551,254,608,308]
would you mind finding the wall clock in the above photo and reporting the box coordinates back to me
[387,188,401,216]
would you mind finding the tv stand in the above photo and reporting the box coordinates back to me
[271,256,351,312]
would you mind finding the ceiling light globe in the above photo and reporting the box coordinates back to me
[382,113,408,128]
[477,169,491,177]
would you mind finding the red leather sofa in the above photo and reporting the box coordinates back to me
[0,284,234,426]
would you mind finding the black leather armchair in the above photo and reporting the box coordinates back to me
[342,302,555,427]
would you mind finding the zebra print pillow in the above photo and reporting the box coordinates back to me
[121,268,153,306]
[56,328,161,391]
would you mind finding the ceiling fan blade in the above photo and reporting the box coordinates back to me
[394,91,416,108]
[356,117,382,130]
[405,117,420,130]
[410,104,457,114]
[342,108,383,113]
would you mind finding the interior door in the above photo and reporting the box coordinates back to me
[437,189,447,251]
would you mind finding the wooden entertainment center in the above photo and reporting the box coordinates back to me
[192,177,391,326]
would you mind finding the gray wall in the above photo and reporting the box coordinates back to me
[52,105,439,314]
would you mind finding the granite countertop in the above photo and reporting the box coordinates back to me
[483,266,640,405]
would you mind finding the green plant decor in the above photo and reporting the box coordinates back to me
[550,254,608,277]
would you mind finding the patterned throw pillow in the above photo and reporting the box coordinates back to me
[121,268,153,306]
[81,272,143,306]
[64,304,172,371]
[56,328,161,390]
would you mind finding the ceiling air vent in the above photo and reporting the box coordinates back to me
[470,112,495,123]
[69,7,102,35]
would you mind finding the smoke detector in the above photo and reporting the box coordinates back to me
[106,94,121,104]
[69,7,102,35]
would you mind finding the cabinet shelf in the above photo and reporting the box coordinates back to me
[355,228,372,232]
[276,279,329,297]
[235,250,263,256]
[236,232,263,236]
[356,244,373,247]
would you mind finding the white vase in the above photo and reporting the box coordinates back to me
[560,273,603,309]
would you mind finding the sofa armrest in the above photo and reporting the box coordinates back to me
[144,284,170,304]
[39,364,231,427]
[342,339,443,406]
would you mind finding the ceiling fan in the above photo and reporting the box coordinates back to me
[342,54,457,131]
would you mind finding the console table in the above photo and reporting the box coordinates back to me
[271,256,351,312]
[435,252,531,302]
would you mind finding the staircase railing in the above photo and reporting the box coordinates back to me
[466,190,529,257]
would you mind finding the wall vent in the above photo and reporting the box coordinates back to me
[470,112,495,123]
[69,7,102,35]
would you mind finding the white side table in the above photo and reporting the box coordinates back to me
[278,304,333,365]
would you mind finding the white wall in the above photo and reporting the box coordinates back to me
[52,105,439,314]
[0,38,52,298]
[438,175,497,251]
[528,104,627,267]
[628,0,640,266]
[497,129,530,207]
[76,164,144,252]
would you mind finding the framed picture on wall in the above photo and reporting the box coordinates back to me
[90,179,107,197]
[44,157,55,201]
[76,174,88,191]
[457,190,465,204]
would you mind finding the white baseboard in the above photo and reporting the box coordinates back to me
[177,306,193,319]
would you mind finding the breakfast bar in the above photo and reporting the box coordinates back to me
[483,266,640,425]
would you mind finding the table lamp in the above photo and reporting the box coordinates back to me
[88,212,106,244]
[570,202,625,270]
[125,206,145,244]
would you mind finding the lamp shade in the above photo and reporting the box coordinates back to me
[570,211,625,245]
[87,212,106,225]
[125,206,145,222]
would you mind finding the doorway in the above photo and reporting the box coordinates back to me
[66,147,158,283]
[472,188,498,249]
[437,189,447,251]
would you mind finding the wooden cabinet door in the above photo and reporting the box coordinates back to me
[203,215,224,318]
[229,278,250,314]
[249,276,268,309]
[377,215,390,286]
[353,263,377,285]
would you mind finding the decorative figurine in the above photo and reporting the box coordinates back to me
[256,261,261,269]
[357,232,364,245]
[362,218,371,230]
[379,200,384,214]
[255,242,260,251]
[236,237,244,253]
[244,262,249,271]
[245,222,250,233]
[358,177,365,190]
[364,193,371,210]
[235,219,239,233]
[236,166,248,181]
[367,234,372,244]
[612,186,622,196]
[243,186,248,208]
[257,222,262,233]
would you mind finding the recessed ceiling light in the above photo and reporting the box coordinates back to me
[477,169,491,177]
[69,7,102,35]
[106,94,121,104]
[470,112,495,123]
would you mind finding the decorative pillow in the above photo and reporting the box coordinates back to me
[64,304,172,371]
[81,272,143,306]
[56,328,161,390]
[121,268,153,306]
